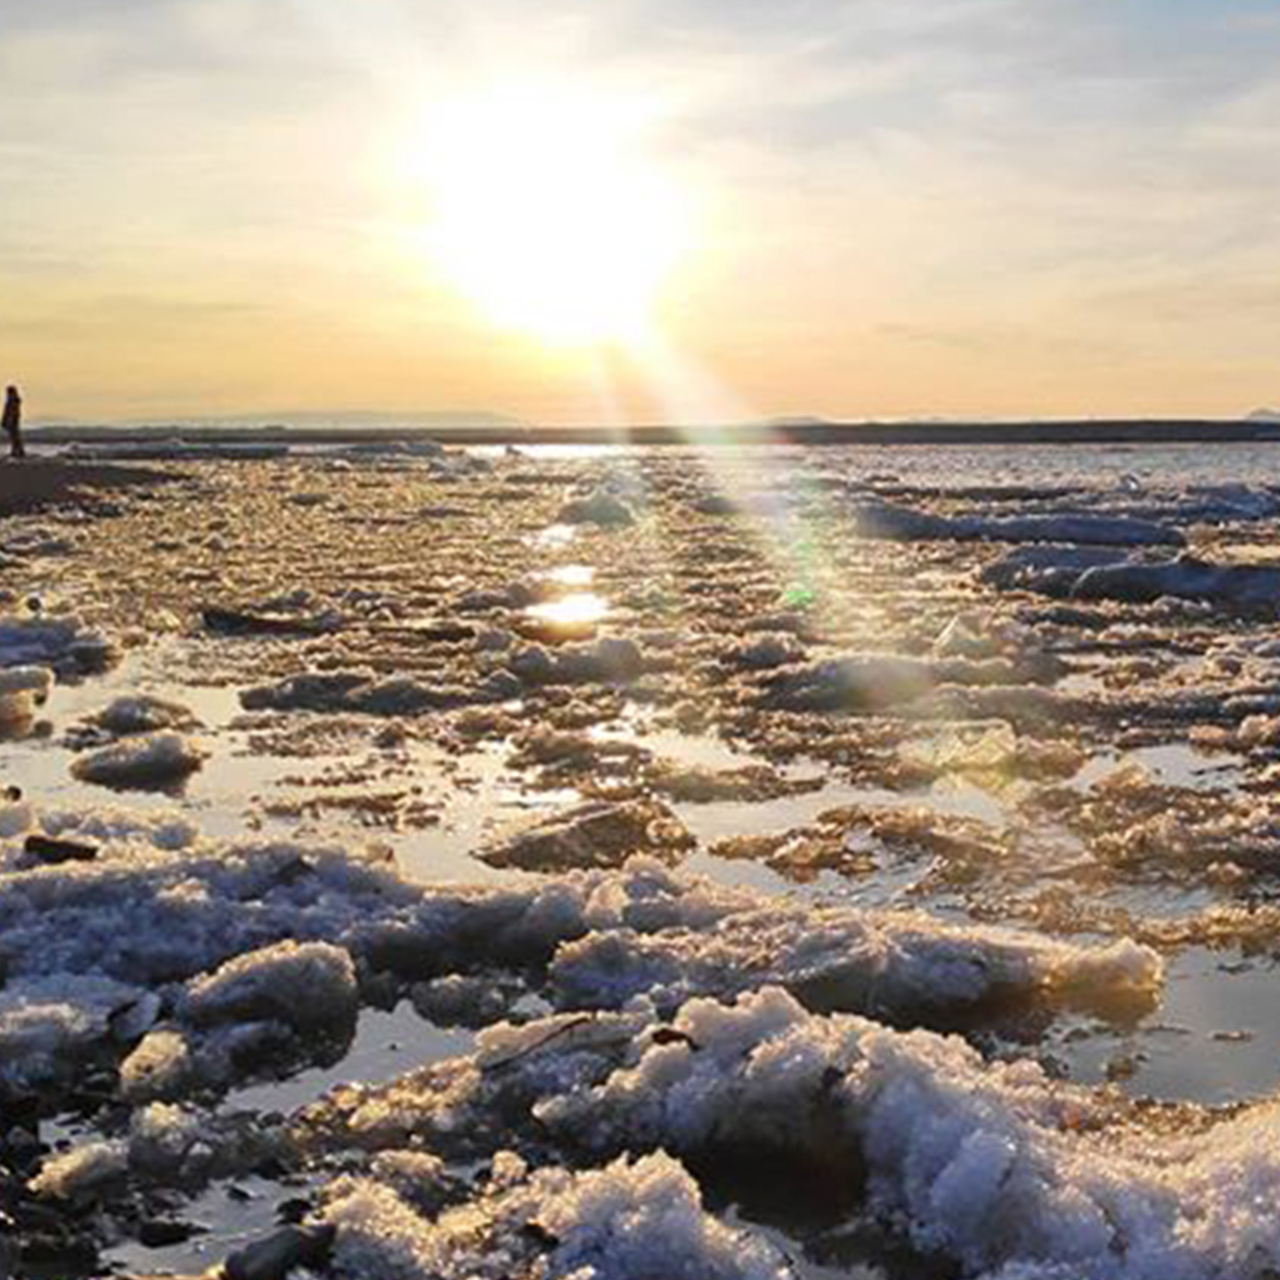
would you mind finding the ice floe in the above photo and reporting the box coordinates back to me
[985,548,1280,615]
[762,651,1061,713]
[87,693,197,736]
[241,668,519,715]
[322,1150,789,1280]
[0,821,1158,1101]
[557,488,636,528]
[70,730,205,789]
[295,983,1280,1280]
[480,799,694,871]
[507,637,646,686]
[855,501,1184,547]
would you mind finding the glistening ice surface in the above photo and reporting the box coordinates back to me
[4,438,1280,1279]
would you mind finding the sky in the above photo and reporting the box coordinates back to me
[1,0,1278,424]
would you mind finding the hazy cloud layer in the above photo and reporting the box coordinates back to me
[1,0,1277,419]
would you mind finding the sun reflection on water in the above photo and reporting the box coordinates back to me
[525,592,610,626]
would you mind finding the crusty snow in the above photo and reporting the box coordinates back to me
[184,939,358,1033]
[324,1152,789,1279]
[540,986,1280,1280]
[9,451,1280,1277]
[308,985,1280,1280]
[0,816,1158,1100]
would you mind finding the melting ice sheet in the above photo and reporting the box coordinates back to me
[0,649,568,885]
[9,442,1280,1280]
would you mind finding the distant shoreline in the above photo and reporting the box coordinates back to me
[26,418,1280,447]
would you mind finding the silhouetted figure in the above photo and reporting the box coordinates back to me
[2,386,24,459]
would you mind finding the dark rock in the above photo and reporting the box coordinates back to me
[223,1223,335,1280]
[274,1196,312,1224]
[854,501,1183,547]
[202,608,332,637]
[137,1217,205,1247]
[21,834,98,865]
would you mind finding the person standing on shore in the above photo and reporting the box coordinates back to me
[3,386,25,459]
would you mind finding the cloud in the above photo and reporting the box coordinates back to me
[2,0,1279,418]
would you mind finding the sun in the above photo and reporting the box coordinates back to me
[411,85,691,346]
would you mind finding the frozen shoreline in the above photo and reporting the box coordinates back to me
[3,442,1280,1277]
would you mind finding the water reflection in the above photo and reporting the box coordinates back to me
[524,592,610,626]
[1050,947,1280,1106]
[543,563,595,587]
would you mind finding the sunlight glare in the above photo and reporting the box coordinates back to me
[526,592,611,626]
[411,85,691,345]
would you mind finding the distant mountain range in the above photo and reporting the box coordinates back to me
[33,410,524,430]
[1246,408,1280,423]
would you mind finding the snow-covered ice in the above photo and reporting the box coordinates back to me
[70,729,205,788]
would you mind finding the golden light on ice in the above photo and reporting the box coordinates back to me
[526,592,611,626]
[413,86,690,345]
